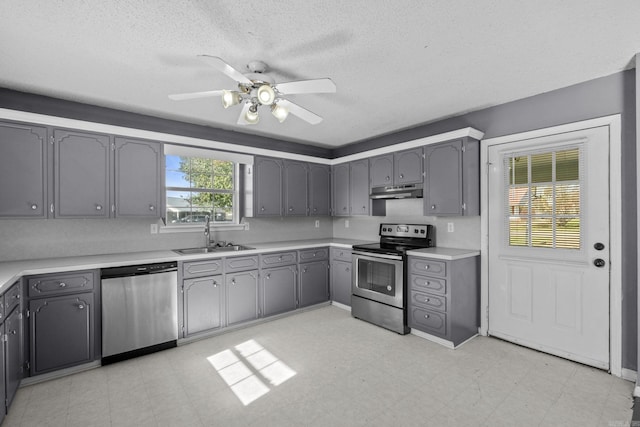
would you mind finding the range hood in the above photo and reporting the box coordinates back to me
[370,184,423,199]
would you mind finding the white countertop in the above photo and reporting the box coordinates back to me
[405,247,480,260]
[0,238,374,293]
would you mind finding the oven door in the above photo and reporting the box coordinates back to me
[352,251,404,308]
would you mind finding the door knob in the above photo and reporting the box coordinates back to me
[594,242,605,251]
[593,258,606,268]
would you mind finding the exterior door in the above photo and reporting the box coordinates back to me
[487,126,610,369]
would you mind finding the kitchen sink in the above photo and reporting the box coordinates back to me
[173,245,254,255]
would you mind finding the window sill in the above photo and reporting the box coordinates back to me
[159,222,249,233]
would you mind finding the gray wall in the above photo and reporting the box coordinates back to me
[337,69,637,371]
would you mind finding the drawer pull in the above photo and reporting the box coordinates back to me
[425,298,430,302]
[59,282,67,288]
[31,204,38,210]
[425,265,430,270]
[77,304,85,310]
[424,314,430,319]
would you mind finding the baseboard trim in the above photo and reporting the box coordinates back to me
[621,368,637,383]
[21,360,101,386]
[331,301,351,312]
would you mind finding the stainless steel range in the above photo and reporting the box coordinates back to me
[351,223,434,334]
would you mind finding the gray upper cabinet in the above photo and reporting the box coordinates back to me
[395,147,423,185]
[254,156,283,217]
[349,159,369,215]
[53,129,111,218]
[369,154,394,187]
[424,138,479,216]
[283,160,308,216]
[370,148,423,188]
[332,163,350,216]
[308,163,331,216]
[0,121,48,218]
[114,138,162,217]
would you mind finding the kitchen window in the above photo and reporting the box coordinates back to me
[164,145,252,227]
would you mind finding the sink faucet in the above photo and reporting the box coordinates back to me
[204,215,213,247]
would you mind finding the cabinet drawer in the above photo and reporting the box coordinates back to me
[298,247,328,262]
[4,282,21,315]
[409,258,447,277]
[330,247,352,262]
[409,274,447,295]
[410,291,446,312]
[28,271,95,297]
[224,255,259,273]
[182,259,223,279]
[410,307,447,336]
[261,251,297,267]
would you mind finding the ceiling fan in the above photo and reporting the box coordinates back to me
[168,55,336,125]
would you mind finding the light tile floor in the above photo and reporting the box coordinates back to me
[4,306,634,426]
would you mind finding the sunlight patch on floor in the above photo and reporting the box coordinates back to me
[207,339,297,406]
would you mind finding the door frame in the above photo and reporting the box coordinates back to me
[480,114,622,377]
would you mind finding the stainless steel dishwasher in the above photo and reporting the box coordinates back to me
[100,261,178,365]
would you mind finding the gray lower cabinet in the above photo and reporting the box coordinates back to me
[183,275,223,336]
[330,248,352,306]
[226,271,259,326]
[424,138,479,216]
[262,265,297,317]
[114,137,162,217]
[27,270,100,376]
[0,120,48,218]
[298,248,329,307]
[407,255,479,347]
[299,260,329,307]
[0,281,25,423]
[53,129,111,218]
[29,292,95,375]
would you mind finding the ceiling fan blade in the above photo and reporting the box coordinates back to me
[275,78,336,95]
[236,102,251,125]
[197,55,253,85]
[168,90,224,101]
[278,99,323,125]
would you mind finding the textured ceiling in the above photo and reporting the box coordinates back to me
[1,1,639,148]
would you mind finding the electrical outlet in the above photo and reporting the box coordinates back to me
[345,220,350,228]
[315,220,320,228]
[150,224,158,234]
[447,222,454,233]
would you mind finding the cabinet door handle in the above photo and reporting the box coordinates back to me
[313,208,317,212]
[399,173,404,179]
[96,204,103,211]
[385,176,390,181]
[288,207,293,212]
[266,274,271,279]
[30,204,38,210]
[424,265,430,270]
[345,267,350,272]
[424,314,430,319]
[9,330,16,335]
[77,304,85,310]
[231,279,236,285]
[431,205,436,210]
[149,205,155,211]
[261,207,266,211]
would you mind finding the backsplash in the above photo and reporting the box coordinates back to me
[0,216,333,261]
[331,199,481,249]
[0,199,479,262]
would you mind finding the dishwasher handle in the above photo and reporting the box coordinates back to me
[101,261,178,279]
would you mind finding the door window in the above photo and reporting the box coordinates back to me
[504,147,582,250]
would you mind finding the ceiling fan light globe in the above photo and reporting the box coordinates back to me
[245,108,260,124]
[271,104,289,123]
[257,85,276,105]
[222,90,241,108]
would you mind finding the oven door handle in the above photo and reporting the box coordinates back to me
[352,251,403,261]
